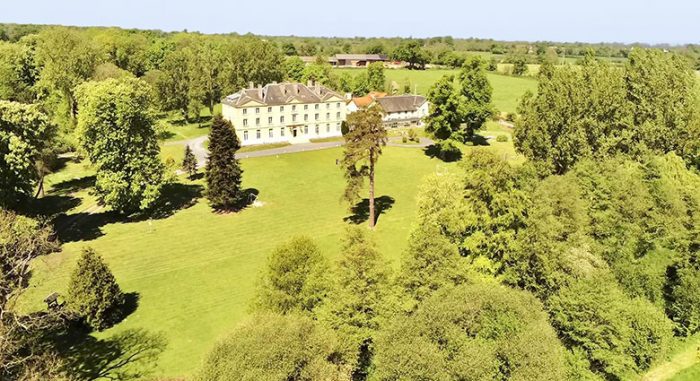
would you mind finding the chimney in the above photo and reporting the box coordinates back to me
[307,79,313,87]
[248,81,254,89]
[258,84,263,98]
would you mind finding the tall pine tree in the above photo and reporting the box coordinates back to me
[206,115,243,210]
[182,144,198,179]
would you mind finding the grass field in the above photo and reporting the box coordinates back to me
[334,68,538,114]
[21,123,523,378]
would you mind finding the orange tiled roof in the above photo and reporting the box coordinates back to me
[352,91,387,107]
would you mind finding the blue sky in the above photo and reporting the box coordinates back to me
[2,0,698,44]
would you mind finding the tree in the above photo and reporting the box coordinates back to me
[398,223,468,308]
[0,41,37,103]
[281,42,298,56]
[76,78,165,213]
[182,145,197,179]
[548,275,672,379]
[321,227,391,379]
[34,27,100,126]
[391,41,429,70]
[66,248,125,331]
[283,56,305,82]
[0,101,54,207]
[373,283,569,381]
[189,38,225,115]
[366,62,385,92]
[302,60,334,86]
[254,236,331,315]
[423,75,463,140]
[155,48,192,120]
[457,56,494,139]
[511,56,528,76]
[205,115,243,210]
[341,107,387,228]
[197,313,351,381]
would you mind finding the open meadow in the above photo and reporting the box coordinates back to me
[20,121,522,378]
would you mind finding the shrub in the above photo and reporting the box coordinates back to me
[401,135,408,143]
[66,248,125,330]
[669,254,700,335]
[197,313,351,381]
[407,128,418,142]
[496,134,508,142]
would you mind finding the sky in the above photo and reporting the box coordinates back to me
[2,0,699,44]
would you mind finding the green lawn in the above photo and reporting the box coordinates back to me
[334,68,538,114]
[22,144,480,378]
[157,104,221,143]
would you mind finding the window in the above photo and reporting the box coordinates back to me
[326,113,330,120]
[243,131,248,140]
[281,128,285,137]
[304,114,309,121]
[243,119,248,127]
[243,108,248,115]
[268,117,273,124]
[292,114,297,122]
[315,125,319,134]
[280,116,285,123]
[267,107,272,113]
[337,102,341,108]
[304,104,308,110]
[269,129,273,138]
[280,106,284,112]
[315,114,319,121]
[256,130,261,139]
[304,126,308,134]
[336,112,341,119]
[336,123,340,131]
[292,105,297,111]
[326,103,330,109]
[256,118,260,126]
[326,124,330,132]
[315,104,319,110]
[255,108,260,114]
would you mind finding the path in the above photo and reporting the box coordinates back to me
[641,339,700,381]
[167,135,434,169]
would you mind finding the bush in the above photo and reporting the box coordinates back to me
[496,134,508,142]
[401,135,408,143]
[66,248,125,331]
[407,128,419,142]
[197,313,351,381]
[669,255,700,335]
[373,283,568,381]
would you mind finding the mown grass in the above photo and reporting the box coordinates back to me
[334,68,538,114]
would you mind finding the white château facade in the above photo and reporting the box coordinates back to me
[222,82,347,146]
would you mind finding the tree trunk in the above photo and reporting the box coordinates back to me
[34,175,44,199]
[368,149,375,229]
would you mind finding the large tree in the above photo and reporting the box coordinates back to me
[366,62,386,92]
[373,283,569,381]
[35,27,101,125]
[341,106,387,228]
[197,313,351,381]
[458,56,494,139]
[189,38,225,115]
[254,236,331,315]
[391,41,430,70]
[0,101,54,207]
[76,78,165,213]
[205,115,243,210]
[321,227,391,379]
[424,75,463,140]
[0,40,37,103]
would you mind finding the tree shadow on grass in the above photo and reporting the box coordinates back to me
[424,144,463,162]
[344,195,395,225]
[470,134,491,146]
[47,323,167,381]
[51,175,97,194]
[56,183,204,243]
[210,188,260,214]
[20,195,82,220]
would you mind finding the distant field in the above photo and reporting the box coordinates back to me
[334,68,538,114]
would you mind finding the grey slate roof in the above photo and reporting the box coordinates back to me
[376,95,427,113]
[222,83,343,107]
[335,54,387,61]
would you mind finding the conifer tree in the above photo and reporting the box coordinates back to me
[182,144,198,179]
[205,115,243,210]
[66,248,124,330]
[322,227,391,379]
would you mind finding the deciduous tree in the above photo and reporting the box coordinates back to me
[76,78,165,213]
[458,56,494,139]
[424,75,462,140]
